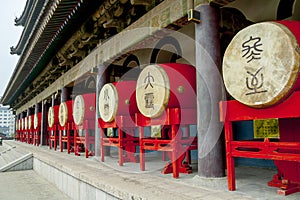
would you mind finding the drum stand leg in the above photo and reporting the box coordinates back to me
[268,174,300,195]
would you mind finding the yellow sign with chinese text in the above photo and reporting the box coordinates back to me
[253,119,280,139]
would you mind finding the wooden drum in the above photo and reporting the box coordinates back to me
[24,117,28,131]
[15,119,18,131]
[48,105,59,128]
[73,93,96,126]
[136,63,196,118]
[18,119,22,131]
[58,101,73,127]
[223,20,300,108]
[98,81,138,122]
[34,113,42,130]
[28,115,33,130]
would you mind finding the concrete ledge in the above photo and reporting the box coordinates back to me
[0,153,33,172]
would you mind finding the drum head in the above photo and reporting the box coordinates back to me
[98,83,118,122]
[73,95,85,126]
[22,118,24,130]
[34,113,39,129]
[223,22,300,108]
[59,102,68,127]
[48,107,55,128]
[24,117,28,130]
[136,64,170,118]
[28,115,32,129]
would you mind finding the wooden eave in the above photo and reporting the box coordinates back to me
[14,0,34,26]
[11,0,46,55]
[1,0,101,107]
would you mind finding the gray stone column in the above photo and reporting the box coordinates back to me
[52,93,59,106]
[61,87,71,102]
[34,102,42,145]
[40,100,50,145]
[195,4,225,177]
[27,107,34,117]
[95,63,109,159]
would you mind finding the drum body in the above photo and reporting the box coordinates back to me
[223,20,300,108]
[15,119,17,131]
[24,116,28,131]
[48,105,59,128]
[99,81,138,122]
[18,119,22,131]
[59,100,74,127]
[136,63,196,118]
[28,115,33,130]
[34,113,42,130]
[73,93,96,126]
[21,118,25,131]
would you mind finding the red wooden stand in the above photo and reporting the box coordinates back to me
[74,120,95,158]
[98,115,139,166]
[135,108,197,178]
[59,122,74,154]
[33,127,40,146]
[26,129,32,144]
[49,125,59,150]
[220,91,300,195]
[20,129,25,142]
[30,129,34,144]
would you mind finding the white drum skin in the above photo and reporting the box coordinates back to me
[58,101,73,127]
[98,81,138,122]
[73,93,95,126]
[223,21,300,108]
[136,63,196,118]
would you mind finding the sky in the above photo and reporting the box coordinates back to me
[0,0,26,98]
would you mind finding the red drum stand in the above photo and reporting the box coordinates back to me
[98,115,139,166]
[74,120,95,158]
[33,127,40,145]
[49,125,59,150]
[220,91,300,195]
[20,128,25,142]
[25,127,31,144]
[135,108,197,178]
[59,122,74,154]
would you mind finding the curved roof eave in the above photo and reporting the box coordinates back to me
[14,0,35,26]
[11,0,46,55]
[1,0,101,107]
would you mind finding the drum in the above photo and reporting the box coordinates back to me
[58,101,74,127]
[24,117,28,131]
[73,93,96,126]
[28,115,33,130]
[223,20,300,108]
[136,63,196,118]
[34,113,42,129]
[18,119,21,131]
[16,120,19,131]
[21,118,25,131]
[98,81,138,122]
[48,105,59,128]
